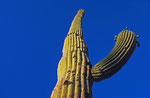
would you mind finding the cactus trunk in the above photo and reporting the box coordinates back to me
[50,9,138,98]
[51,9,93,98]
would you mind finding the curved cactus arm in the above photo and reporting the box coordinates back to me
[91,29,138,81]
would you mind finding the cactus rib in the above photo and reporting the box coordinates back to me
[51,9,138,98]
[51,9,92,98]
[91,30,137,81]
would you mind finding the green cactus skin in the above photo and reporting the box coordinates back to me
[51,9,138,98]
[51,9,93,98]
[91,29,137,81]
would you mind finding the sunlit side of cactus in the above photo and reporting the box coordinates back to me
[50,9,138,98]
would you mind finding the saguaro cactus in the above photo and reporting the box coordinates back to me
[50,9,139,98]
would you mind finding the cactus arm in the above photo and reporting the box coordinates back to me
[91,29,137,81]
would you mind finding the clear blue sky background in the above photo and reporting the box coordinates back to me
[0,0,149,98]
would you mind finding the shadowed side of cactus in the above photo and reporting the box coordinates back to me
[50,9,138,98]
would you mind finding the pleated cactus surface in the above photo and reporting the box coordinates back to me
[51,9,93,98]
[50,9,139,98]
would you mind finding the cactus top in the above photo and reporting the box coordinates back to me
[68,9,85,38]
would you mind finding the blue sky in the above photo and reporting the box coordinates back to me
[0,0,149,98]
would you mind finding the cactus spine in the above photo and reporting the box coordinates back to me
[50,9,138,98]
